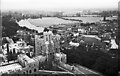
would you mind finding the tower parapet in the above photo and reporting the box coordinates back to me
[34,30,66,69]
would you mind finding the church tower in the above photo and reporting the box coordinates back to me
[43,31,54,69]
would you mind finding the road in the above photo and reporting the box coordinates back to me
[56,63,102,76]
[38,70,75,75]
[74,65,103,76]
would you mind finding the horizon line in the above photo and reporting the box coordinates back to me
[1,7,118,12]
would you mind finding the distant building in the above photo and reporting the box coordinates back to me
[78,29,86,34]
[110,39,118,49]
[81,35,101,40]
[73,33,79,37]
[54,53,67,63]
[9,40,34,54]
[69,41,79,47]
[2,40,34,61]
[72,27,78,33]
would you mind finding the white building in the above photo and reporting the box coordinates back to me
[110,39,118,49]
[2,40,34,56]
[69,41,79,47]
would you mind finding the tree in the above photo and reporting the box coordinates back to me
[2,16,20,37]
[52,29,57,34]
[101,11,111,21]
[43,28,49,32]
[93,54,120,76]
[2,38,9,45]
[12,36,20,43]
[76,13,81,17]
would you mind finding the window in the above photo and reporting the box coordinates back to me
[26,70,28,73]
[46,37,48,41]
[41,46,42,50]
[29,70,32,74]
[34,68,37,72]
[49,35,51,40]
[37,42,39,45]
[23,72,26,74]
[34,74,37,76]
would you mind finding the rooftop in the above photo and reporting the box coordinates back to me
[0,63,22,74]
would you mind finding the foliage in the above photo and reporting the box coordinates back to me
[2,15,37,38]
[61,44,120,76]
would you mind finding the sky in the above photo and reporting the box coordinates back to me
[1,0,119,11]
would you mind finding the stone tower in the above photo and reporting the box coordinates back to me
[52,34,61,53]
[43,31,54,69]
[35,35,45,56]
